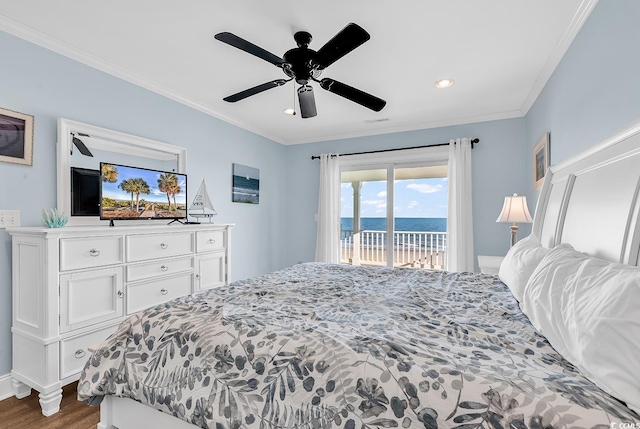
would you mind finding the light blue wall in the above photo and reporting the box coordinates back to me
[0,30,287,375]
[284,118,529,269]
[525,0,640,197]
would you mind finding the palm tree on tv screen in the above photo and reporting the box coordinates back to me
[118,178,136,209]
[130,178,150,213]
[158,173,179,210]
[170,181,182,211]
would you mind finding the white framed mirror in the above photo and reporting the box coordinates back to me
[57,118,187,226]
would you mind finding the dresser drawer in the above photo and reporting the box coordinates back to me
[60,325,118,379]
[126,232,194,262]
[127,256,195,282]
[127,273,193,314]
[196,230,225,252]
[60,236,123,271]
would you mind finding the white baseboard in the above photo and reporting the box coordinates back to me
[0,374,13,401]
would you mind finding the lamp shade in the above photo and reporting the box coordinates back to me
[496,193,532,223]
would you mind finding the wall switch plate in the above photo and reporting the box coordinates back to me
[0,210,21,228]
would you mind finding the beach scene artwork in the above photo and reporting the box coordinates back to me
[100,163,187,219]
[232,163,259,204]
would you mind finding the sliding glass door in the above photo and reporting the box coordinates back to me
[393,166,448,269]
[340,168,390,266]
[340,162,448,269]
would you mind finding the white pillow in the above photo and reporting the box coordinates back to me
[521,244,640,413]
[498,234,550,302]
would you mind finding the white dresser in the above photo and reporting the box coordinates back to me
[7,223,233,416]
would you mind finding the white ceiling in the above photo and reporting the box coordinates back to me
[0,0,596,145]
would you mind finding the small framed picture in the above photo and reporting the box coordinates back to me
[533,132,550,191]
[232,163,260,204]
[0,107,34,166]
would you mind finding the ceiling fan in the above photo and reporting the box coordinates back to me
[214,23,387,118]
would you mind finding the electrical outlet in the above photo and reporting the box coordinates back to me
[0,210,21,228]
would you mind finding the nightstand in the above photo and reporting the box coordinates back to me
[478,255,504,275]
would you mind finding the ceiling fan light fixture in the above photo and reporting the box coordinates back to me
[298,85,317,118]
[283,108,297,116]
[435,79,454,89]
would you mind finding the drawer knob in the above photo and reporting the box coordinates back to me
[117,290,124,298]
[160,288,168,295]
[160,265,168,272]
[195,274,201,280]
[160,243,168,249]
[75,349,86,359]
[208,239,216,244]
[89,249,100,257]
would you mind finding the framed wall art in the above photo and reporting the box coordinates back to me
[533,132,550,191]
[232,163,259,204]
[0,107,34,166]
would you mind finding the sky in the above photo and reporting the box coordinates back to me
[102,164,187,204]
[233,163,260,180]
[341,177,448,218]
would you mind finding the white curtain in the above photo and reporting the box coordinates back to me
[315,153,341,263]
[447,138,475,272]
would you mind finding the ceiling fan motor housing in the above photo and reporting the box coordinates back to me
[293,31,312,47]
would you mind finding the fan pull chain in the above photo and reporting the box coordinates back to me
[291,82,297,116]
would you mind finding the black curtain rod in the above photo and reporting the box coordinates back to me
[310,138,479,160]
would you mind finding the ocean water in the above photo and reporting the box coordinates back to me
[232,175,259,204]
[341,217,447,248]
[341,217,447,232]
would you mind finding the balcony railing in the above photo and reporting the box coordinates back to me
[340,229,447,269]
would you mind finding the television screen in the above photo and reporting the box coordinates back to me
[71,167,100,216]
[99,163,187,220]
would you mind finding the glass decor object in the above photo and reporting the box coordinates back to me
[42,208,68,228]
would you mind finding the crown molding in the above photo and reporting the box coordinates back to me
[519,0,599,114]
[0,15,286,145]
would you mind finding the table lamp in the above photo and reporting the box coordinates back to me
[496,193,532,247]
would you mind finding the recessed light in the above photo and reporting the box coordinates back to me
[435,79,454,89]
[283,108,297,115]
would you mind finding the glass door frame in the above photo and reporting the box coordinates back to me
[339,146,450,268]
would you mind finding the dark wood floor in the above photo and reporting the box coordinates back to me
[0,382,99,429]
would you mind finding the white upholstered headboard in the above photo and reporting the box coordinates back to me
[532,118,640,266]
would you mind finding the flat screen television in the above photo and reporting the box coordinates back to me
[99,162,187,221]
[71,167,100,216]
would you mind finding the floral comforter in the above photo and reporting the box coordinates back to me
[78,263,639,428]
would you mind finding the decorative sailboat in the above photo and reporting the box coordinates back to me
[188,179,217,223]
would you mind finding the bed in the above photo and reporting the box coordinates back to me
[79,118,640,429]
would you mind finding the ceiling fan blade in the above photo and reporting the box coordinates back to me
[319,78,386,112]
[223,79,289,102]
[315,23,370,69]
[72,136,94,157]
[215,32,285,66]
[298,85,317,118]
